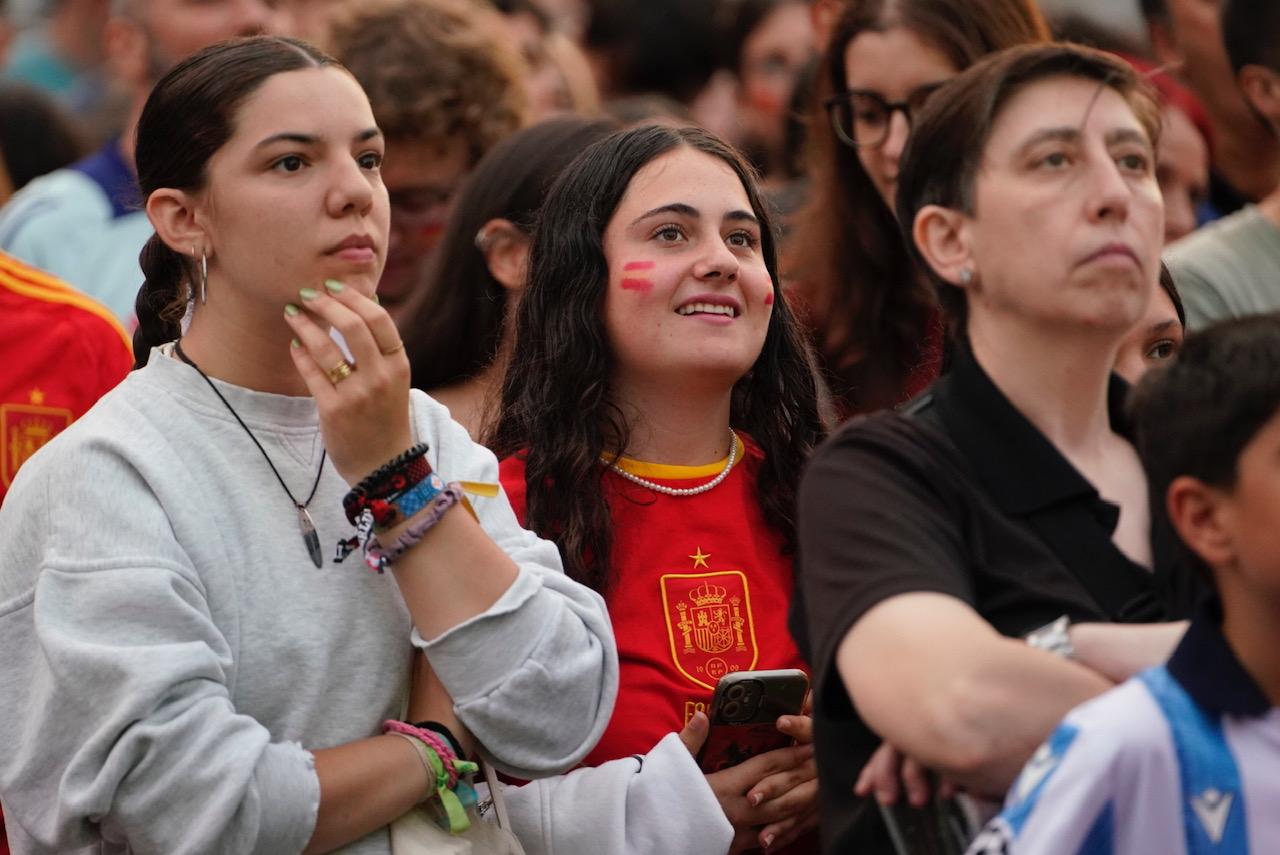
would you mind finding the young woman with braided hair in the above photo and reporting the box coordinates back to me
[0,35,616,854]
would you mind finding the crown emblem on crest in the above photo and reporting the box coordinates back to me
[689,581,728,606]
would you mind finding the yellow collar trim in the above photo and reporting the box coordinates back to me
[611,434,745,480]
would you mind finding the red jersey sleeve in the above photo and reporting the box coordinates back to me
[498,453,529,526]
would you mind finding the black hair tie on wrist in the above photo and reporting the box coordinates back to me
[412,719,466,759]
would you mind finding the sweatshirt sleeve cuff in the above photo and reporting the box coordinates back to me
[409,568,547,697]
[250,741,321,854]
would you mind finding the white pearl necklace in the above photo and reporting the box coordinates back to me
[605,430,738,497]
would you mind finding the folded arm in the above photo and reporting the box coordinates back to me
[838,593,1112,797]
[405,400,618,778]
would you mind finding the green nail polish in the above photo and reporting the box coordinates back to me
[290,337,301,349]
[323,279,345,293]
[284,303,300,316]
[299,287,319,301]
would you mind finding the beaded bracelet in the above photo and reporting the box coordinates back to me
[343,444,432,526]
[362,483,464,573]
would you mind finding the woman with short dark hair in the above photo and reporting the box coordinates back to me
[793,43,1204,852]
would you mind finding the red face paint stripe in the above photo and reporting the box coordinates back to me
[764,291,775,305]
[620,278,653,292]
[623,261,656,271]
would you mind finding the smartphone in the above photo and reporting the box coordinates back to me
[697,668,809,773]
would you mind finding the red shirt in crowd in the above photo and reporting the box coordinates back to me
[0,251,131,853]
[0,250,132,506]
[500,435,809,765]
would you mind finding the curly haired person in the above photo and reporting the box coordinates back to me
[329,0,528,324]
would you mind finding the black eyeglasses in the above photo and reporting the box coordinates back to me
[823,82,948,149]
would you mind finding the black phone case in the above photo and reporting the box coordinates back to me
[697,669,808,773]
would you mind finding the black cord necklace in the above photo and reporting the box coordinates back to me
[174,340,327,568]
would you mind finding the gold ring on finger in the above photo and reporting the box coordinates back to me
[380,341,406,356]
[327,360,355,385]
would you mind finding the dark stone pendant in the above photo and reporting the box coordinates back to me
[298,505,323,568]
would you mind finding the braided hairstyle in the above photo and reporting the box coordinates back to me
[131,36,340,366]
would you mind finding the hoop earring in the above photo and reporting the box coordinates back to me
[193,246,208,304]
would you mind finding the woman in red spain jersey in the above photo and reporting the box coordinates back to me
[490,124,826,854]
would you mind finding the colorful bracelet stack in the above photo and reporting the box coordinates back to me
[342,443,434,530]
[334,444,467,573]
[384,719,479,834]
[361,483,464,573]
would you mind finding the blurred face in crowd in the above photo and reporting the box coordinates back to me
[1113,282,1183,383]
[499,11,572,119]
[114,0,275,87]
[737,1,813,167]
[1157,104,1209,245]
[843,26,957,207]
[378,138,470,317]
[955,76,1163,335]
[601,147,774,392]
[189,67,389,307]
[272,0,345,47]
[1149,0,1223,72]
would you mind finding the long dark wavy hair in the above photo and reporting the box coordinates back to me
[131,36,339,366]
[405,117,617,392]
[489,125,825,593]
[787,0,1047,411]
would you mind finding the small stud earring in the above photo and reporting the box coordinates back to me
[958,267,974,286]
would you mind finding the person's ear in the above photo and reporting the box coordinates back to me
[476,218,531,292]
[1166,475,1237,571]
[103,15,148,90]
[1146,19,1181,72]
[912,204,975,290]
[1239,65,1280,127]
[147,188,210,261]
[0,152,13,208]
[0,19,14,69]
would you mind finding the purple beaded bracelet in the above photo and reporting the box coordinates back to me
[363,483,464,573]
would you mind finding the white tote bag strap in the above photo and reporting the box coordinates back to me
[482,761,513,832]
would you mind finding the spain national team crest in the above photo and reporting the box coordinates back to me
[2,394,72,487]
[661,560,759,690]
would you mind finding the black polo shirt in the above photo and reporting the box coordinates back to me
[790,343,1203,853]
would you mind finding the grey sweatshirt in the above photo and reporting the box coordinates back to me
[0,348,618,854]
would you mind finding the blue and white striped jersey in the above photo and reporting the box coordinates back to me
[968,609,1280,855]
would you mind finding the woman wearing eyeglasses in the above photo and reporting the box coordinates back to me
[786,0,1047,418]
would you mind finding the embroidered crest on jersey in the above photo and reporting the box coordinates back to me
[2,397,72,487]
[1191,788,1234,844]
[661,567,759,690]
